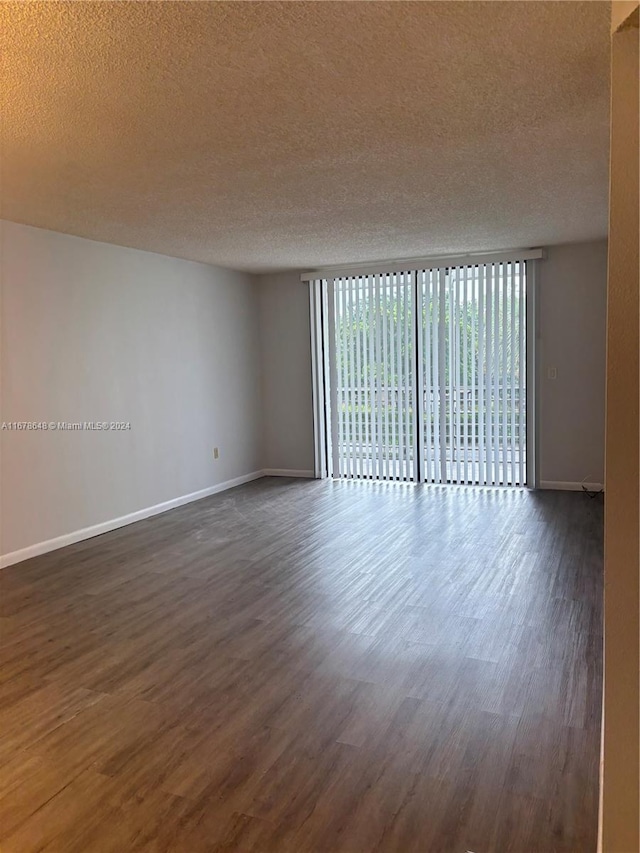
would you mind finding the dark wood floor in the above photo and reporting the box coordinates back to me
[0,478,603,852]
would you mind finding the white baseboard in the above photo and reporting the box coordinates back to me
[539,480,604,492]
[0,470,264,569]
[262,469,315,478]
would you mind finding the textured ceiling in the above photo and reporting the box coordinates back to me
[1,1,611,273]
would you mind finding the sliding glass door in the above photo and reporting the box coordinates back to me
[329,272,414,481]
[417,262,526,485]
[312,258,530,487]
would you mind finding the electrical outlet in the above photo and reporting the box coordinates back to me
[213,447,219,460]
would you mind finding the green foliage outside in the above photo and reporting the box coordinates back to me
[334,284,525,451]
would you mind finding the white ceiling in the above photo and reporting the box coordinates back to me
[1,1,611,273]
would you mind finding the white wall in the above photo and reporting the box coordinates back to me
[257,271,314,474]
[538,240,608,488]
[256,241,608,488]
[1,222,263,559]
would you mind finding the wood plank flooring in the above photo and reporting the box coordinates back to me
[0,478,603,852]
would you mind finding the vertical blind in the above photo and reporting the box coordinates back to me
[418,261,526,485]
[315,258,527,486]
[329,272,414,481]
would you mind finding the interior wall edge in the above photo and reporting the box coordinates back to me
[538,480,604,492]
[261,469,315,478]
[0,471,265,569]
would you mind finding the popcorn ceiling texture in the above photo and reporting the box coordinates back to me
[1,1,610,273]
